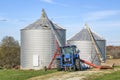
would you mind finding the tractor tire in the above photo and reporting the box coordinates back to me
[75,59,80,70]
[73,65,76,71]
[56,59,61,71]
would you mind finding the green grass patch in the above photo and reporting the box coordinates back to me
[0,69,57,80]
[90,71,120,80]
[114,66,120,68]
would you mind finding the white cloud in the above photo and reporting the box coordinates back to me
[40,0,55,4]
[0,15,36,24]
[0,19,8,22]
[81,5,98,9]
[89,21,120,28]
[0,16,8,22]
[40,0,68,7]
[83,10,120,21]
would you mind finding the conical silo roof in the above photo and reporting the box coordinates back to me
[23,9,64,30]
[69,27,105,41]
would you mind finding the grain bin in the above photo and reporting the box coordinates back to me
[67,25,106,67]
[20,9,66,70]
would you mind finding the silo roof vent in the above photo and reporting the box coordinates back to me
[41,9,48,19]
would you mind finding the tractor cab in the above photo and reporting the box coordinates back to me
[60,45,77,54]
[56,45,81,71]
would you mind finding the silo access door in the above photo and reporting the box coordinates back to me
[33,55,39,67]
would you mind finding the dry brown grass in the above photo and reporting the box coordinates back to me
[102,59,120,66]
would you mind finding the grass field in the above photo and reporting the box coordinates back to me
[0,69,120,80]
[88,66,120,80]
[90,70,120,80]
[0,69,57,80]
[0,60,120,80]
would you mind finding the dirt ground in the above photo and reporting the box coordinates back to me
[28,59,120,80]
[101,59,120,66]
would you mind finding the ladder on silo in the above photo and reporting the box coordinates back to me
[85,24,103,63]
[48,41,60,69]
[46,12,62,69]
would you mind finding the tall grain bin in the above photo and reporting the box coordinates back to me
[67,25,106,66]
[21,9,66,70]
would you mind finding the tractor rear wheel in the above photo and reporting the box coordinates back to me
[56,59,61,71]
[75,59,80,70]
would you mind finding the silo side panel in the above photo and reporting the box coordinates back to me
[96,40,106,61]
[67,40,101,66]
[55,29,66,46]
[21,30,54,69]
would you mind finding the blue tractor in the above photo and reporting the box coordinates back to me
[56,45,81,71]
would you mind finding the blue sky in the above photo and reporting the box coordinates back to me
[0,0,120,45]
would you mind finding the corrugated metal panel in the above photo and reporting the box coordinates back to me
[55,29,66,46]
[96,40,106,61]
[21,30,54,69]
[67,41,101,66]
[21,27,66,70]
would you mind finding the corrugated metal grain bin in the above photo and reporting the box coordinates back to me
[67,27,106,67]
[20,9,66,70]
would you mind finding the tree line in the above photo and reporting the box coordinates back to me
[0,36,20,69]
[106,46,120,59]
